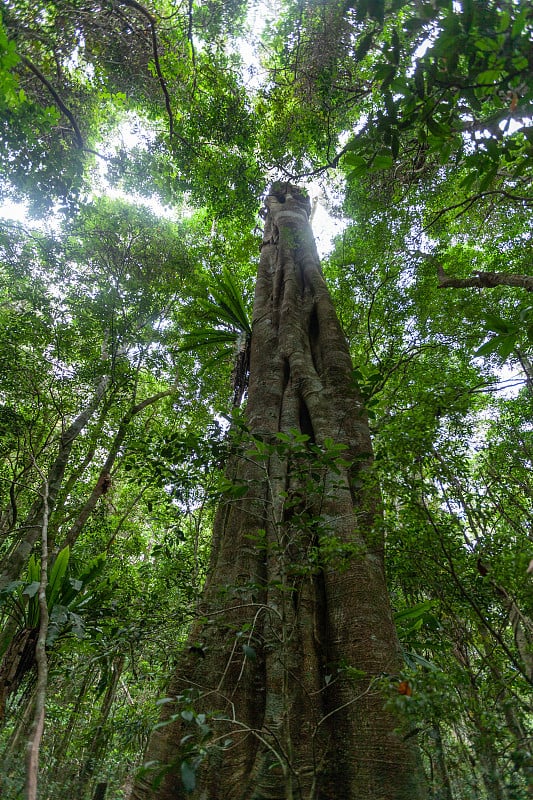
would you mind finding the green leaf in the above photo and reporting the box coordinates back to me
[478,165,498,192]
[27,555,40,584]
[343,153,366,168]
[242,644,257,660]
[178,268,251,361]
[496,10,510,33]
[511,6,528,37]
[178,328,239,352]
[76,552,107,588]
[368,0,384,24]
[475,333,517,359]
[228,483,249,498]
[208,268,252,334]
[414,66,425,99]
[519,306,533,323]
[181,761,196,793]
[347,163,369,180]
[47,546,70,610]
[391,30,400,65]
[426,117,450,138]
[459,171,478,191]
[372,154,393,171]
[476,69,502,86]
[404,651,438,671]
[484,313,512,334]
[474,337,502,357]
[0,580,24,598]
[496,334,518,360]
[475,37,500,53]
[395,600,435,624]
[23,581,40,598]
[355,32,374,61]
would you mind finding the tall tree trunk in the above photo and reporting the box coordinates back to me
[132,184,427,800]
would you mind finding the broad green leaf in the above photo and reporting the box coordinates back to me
[474,337,503,357]
[47,545,70,610]
[495,334,518,360]
[0,580,24,598]
[27,555,40,584]
[343,153,366,168]
[519,306,533,323]
[355,32,374,61]
[242,644,257,660]
[476,69,502,86]
[475,333,516,358]
[404,651,438,671]
[181,761,196,793]
[23,581,40,598]
[426,117,450,138]
[483,314,512,335]
[394,600,436,624]
[372,154,393,171]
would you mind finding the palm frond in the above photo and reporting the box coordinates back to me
[178,269,251,356]
[177,328,240,354]
[202,268,252,334]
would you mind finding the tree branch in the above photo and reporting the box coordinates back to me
[437,265,533,292]
[20,56,84,149]
[120,0,175,140]
[0,373,110,591]
[187,0,197,79]
[63,388,173,549]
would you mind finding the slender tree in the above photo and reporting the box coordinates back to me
[132,183,427,800]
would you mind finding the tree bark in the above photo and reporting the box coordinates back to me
[132,184,427,800]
